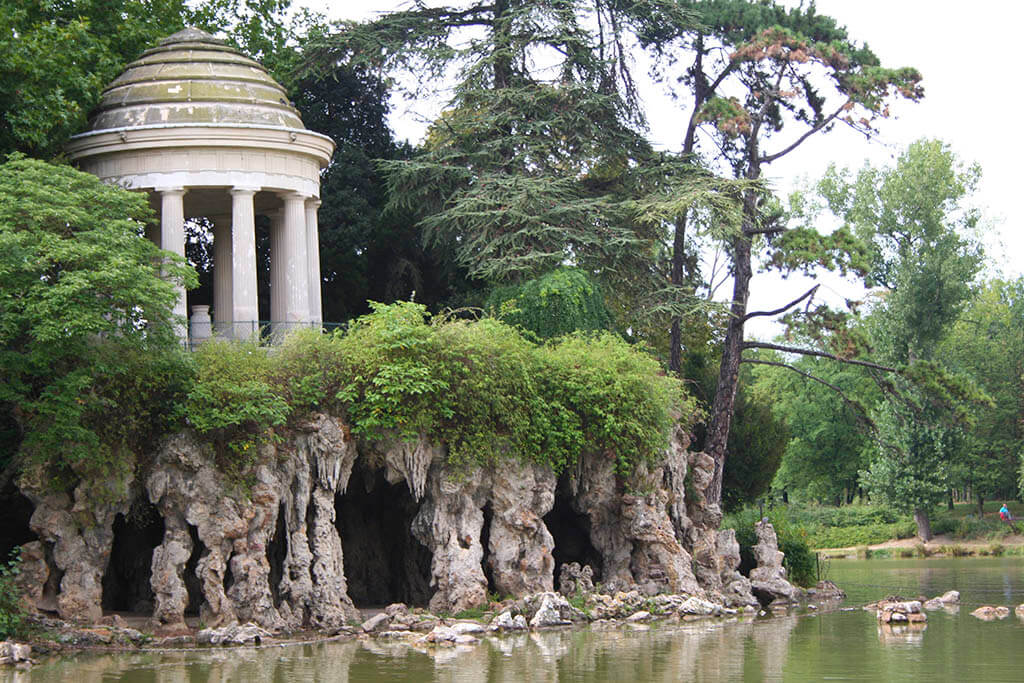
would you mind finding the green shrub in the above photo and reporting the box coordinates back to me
[0,551,27,639]
[184,339,289,468]
[326,301,694,476]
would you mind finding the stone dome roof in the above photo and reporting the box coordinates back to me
[85,27,305,132]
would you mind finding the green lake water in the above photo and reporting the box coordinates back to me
[7,557,1024,682]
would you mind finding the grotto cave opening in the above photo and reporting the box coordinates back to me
[543,476,603,585]
[101,499,165,614]
[335,463,433,607]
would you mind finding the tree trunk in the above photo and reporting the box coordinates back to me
[704,232,752,504]
[947,490,954,511]
[669,215,688,373]
[978,495,984,518]
[914,508,933,542]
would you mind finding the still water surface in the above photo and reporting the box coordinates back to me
[7,558,1024,682]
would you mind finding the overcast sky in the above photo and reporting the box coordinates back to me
[303,1,1021,334]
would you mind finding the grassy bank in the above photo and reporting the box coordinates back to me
[726,501,1024,558]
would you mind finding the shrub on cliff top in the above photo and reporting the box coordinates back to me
[269,301,694,476]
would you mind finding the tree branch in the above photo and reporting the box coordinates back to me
[741,358,875,429]
[742,284,818,322]
[743,341,898,373]
[759,99,848,164]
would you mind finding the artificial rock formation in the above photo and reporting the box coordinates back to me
[749,519,802,606]
[13,414,771,629]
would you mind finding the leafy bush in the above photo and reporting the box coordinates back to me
[184,339,289,467]
[328,302,693,476]
[0,551,27,639]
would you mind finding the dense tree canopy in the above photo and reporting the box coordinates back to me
[0,157,194,481]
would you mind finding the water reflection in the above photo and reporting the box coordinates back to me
[9,558,1024,682]
[4,617,802,683]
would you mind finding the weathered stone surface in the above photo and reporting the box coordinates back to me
[490,611,528,631]
[528,593,576,627]
[149,512,192,628]
[361,613,391,633]
[196,622,273,645]
[569,453,634,591]
[717,529,758,608]
[412,451,489,614]
[0,641,32,666]
[877,600,926,624]
[749,520,801,606]
[487,460,556,596]
[13,541,48,613]
[971,605,1010,621]
[11,412,742,630]
[146,415,360,632]
[558,562,594,596]
[923,590,960,610]
[18,472,131,623]
[682,451,724,598]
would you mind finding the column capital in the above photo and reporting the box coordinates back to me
[281,191,312,202]
[230,186,260,197]
[155,186,187,197]
[305,197,322,209]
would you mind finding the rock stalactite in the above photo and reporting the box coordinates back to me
[13,413,792,629]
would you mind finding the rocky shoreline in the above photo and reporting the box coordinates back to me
[1,578,847,668]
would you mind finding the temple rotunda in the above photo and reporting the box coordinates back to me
[65,27,335,340]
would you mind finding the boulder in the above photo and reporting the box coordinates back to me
[0,641,32,666]
[923,590,960,610]
[196,622,273,645]
[490,611,529,631]
[971,605,1010,621]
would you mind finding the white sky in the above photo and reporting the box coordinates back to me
[304,1,1022,336]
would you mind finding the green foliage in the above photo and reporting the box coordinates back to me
[753,350,877,505]
[0,550,27,639]
[0,157,194,482]
[185,339,288,468]
[255,303,693,477]
[487,268,612,340]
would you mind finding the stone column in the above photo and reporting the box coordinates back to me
[283,192,311,328]
[157,187,187,339]
[211,214,232,336]
[269,209,286,336]
[305,198,323,325]
[230,187,260,339]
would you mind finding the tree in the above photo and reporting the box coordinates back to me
[0,156,195,482]
[752,347,878,505]
[306,1,743,336]
[817,139,986,540]
[0,0,197,158]
[290,63,483,319]
[652,2,923,505]
[940,278,1024,509]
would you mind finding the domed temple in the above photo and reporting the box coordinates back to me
[65,27,335,340]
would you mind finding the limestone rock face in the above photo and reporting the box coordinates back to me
[749,520,801,606]
[11,413,750,629]
[146,414,360,631]
[412,454,489,614]
[486,460,556,597]
[558,562,594,596]
[716,529,758,608]
[19,473,132,623]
